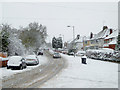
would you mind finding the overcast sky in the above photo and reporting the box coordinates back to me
[0,2,118,42]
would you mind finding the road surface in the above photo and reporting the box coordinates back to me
[2,51,67,88]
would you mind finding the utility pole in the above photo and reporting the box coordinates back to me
[67,25,75,40]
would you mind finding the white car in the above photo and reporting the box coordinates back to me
[7,56,27,70]
[76,51,86,56]
[25,55,39,65]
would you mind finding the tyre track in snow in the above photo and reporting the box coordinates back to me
[2,51,66,88]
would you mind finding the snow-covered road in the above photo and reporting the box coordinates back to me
[40,54,118,88]
[2,51,66,88]
[1,55,48,79]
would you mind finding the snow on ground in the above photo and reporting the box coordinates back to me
[1,55,48,79]
[41,54,118,88]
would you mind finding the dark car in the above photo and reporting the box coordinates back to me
[37,50,43,55]
[53,52,61,58]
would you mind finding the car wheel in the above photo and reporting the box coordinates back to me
[24,64,27,68]
[7,66,10,69]
[20,65,23,70]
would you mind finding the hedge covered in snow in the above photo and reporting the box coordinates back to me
[86,48,120,62]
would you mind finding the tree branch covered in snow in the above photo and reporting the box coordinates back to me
[0,22,48,56]
[0,24,26,56]
[19,22,47,54]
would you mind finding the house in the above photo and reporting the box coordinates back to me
[66,35,83,52]
[103,29,118,50]
[83,37,91,50]
[74,37,83,51]
[83,26,113,50]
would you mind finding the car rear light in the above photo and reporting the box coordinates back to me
[27,59,35,61]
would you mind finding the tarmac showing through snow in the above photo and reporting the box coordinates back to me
[40,54,118,88]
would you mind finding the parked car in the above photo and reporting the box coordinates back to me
[76,51,86,56]
[37,50,43,55]
[68,52,74,55]
[7,56,27,70]
[62,50,68,54]
[53,52,61,58]
[25,55,39,65]
[44,48,49,51]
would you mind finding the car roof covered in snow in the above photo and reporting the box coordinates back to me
[9,56,22,61]
[77,51,85,53]
[25,55,37,59]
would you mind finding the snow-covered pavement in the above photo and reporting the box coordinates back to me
[1,55,48,79]
[41,54,118,88]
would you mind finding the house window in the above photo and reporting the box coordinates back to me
[104,40,106,44]
[85,41,87,44]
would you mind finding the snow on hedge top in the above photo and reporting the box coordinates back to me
[86,48,114,54]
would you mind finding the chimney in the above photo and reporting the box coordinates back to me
[110,29,113,34]
[77,35,80,39]
[90,32,93,39]
[103,26,108,30]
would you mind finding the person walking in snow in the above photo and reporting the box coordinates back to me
[81,55,87,64]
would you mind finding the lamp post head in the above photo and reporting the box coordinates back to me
[67,26,71,27]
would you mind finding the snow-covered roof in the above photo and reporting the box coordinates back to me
[74,37,83,43]
[67,39,73,43]
[105,30,118,39]
[83,36,90,41]
[91,29,111,40]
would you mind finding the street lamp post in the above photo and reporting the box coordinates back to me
[67,26,75,40]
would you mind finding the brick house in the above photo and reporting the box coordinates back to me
[103,29,118,50]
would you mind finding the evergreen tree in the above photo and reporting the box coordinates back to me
[52,37,56,48]
[1,24,10,52]
[52,37,63,49]
[57,37,62,48]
